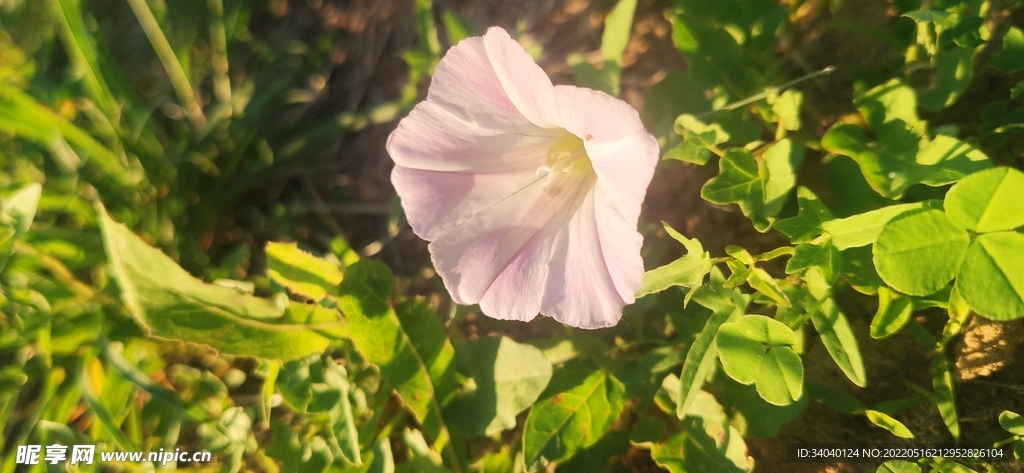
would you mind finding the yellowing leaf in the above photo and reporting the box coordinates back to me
[100,209,332,360]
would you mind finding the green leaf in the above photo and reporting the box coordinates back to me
[440,10,475,45]
[568,0,636,97]
[770,89,803,131]
[637,224,712,299]
[446,337,552,437]
[939,286,971,345]
[786,238,841,284]
[931,354,960,440]
[0,183,42,271]
[870,287,914,339]
[690,266,749,312]
[753,347,803,406]
[726,246,754,265]
[902,9,951,25]
[600,0,637,66]
[629,414,666,447]
[568,55,618,96]
[987,27,1024,73]
[762,139,804,217]
[716,315,802,405]
[718,373,808,437]
[775,187,834,244]
[651,392,750,473]
[284,301,349,340]
[675,114,730,141]
[51,0,119,116]
[321,362,361,465]
[701,142,803,232]
[1012,80,1024,100]
[559,430,629,473]
[278,355,315,412]
[1,183,41,237]
[806,383,865,415]
[644,73,712,130]
[701,148,762,225]
[822,123,991,199]
[930,463,976,473]
[840,247,885,295]
[664,139,708,165]
[854,79,925,132]
[944,167,1024,233]
[99,210,332,360]
[956,231,1024,320]
[999,410,1024,435]
[914,135,992,181]
[877,460,922,473]
[257,360,280,425]
[664,128,722,165]
[523,359,626,465]
[822,201,940,250]
[745,267,792,308]
[865,409,914,439]
[370,438,396,473]
[398,428,448,473]
[947,15,985,49]
[873,209,970,296]
[806,271,867,387]
[724,259,751,288]
[667,11,698,52]
[339,261,457,442]
[80,358,136,452]
[475,446,512,473]
[1015,440,1024,463]
[266,241,344,301]
[919,47,973,112]
[0,83,130,184]
[716,316,797,382]
[677,301,742,419]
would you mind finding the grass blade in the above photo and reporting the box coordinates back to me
[51,0,119,118]
[124,0,206,128]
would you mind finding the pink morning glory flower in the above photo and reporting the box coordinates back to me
[386,27,658,329]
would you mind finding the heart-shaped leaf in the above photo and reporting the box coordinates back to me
[955,231,1024,320]
[944,167,1024,233]
[716,315,802,405]
[873,209,970,296]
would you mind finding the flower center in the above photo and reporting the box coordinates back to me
[536,135,592,187]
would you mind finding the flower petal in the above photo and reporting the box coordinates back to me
[388,101,559,173]
[482,28,562,129]
[541,189,630,329]
[427,35,537,134]
[427,169,595,313]
[476,220,561,322]
[553,86,657,222]
[553,85,647,142]
[552,85,659,303]
[392,165,547,241]
[387,27,660,331]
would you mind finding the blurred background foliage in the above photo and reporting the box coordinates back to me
[1,0,1024,472]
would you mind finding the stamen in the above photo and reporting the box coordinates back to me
[536,165,555,187]
[537,135,593,188]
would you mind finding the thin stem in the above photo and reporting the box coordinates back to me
[697,66,836,120]
[993,436,1020,448]
[125,0,206,128]
[756,246,795,262]
[208,0,231,106]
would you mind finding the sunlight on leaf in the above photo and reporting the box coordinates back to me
[100,209,333,360]
[523,359,626,466]
[873,209,970,296]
